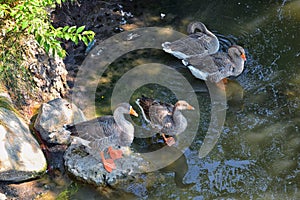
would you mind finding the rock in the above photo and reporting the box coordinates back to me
[0,98,47,182]
[0,192,6,200]
[64,138,150,186]
[34,98,86,144]
[26,37,69,101]
[2,36,69,121]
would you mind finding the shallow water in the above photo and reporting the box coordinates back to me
[54,0,300,199]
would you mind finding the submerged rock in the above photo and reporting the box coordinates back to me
[34,98,86,144]
[0,96,47,182]
[64,138,150,186]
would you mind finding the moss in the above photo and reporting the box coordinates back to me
[0,96,20,116]
[56,182,78,200]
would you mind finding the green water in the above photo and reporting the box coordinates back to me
[67,0,300,199]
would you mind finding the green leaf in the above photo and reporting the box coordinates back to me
[63,26,70,32]
[68,26,77,33]
[36,35,42,44]
[56,31,64,38]
[44,42,50,53]
[52,48,56,57]
[76,26,85,34]
[21,21,29,30]
[29,0,40,7]
[64,33,70,40]
[82,31,95,40]
[57,49,66,58]
[13,26,19,32]
[39,37,45,46]
[82,37,88,46]
[74,36,79,45]
[18,4,25,10]
[15,13,22,20]
[10,10,17,17]
[27,25,33,34]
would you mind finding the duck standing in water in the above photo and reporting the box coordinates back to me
[183,45,247,83]
[66,103,138,173]
[162,21,219,59]
[136,96,194,146]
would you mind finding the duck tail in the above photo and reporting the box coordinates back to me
[162,42,189,60]
[186,65,209,80]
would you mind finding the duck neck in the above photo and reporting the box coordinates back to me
[114,108,134,144]
[114,109,133,132]
[172,107,187,134]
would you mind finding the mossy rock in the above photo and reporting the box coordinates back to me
[0,96,16,112]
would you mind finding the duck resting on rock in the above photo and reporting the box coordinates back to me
[136,95,194,146]
[66,103,138,173]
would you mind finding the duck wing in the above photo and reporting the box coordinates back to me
[136,96,174,129]
[66,116,121,141]
[162,32,216,60]
[148,102,174,129]
[207,53,235,82]
[184,52,235,82]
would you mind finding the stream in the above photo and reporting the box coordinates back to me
[41,0,300,199]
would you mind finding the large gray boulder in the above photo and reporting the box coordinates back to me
[0,97,47,182]
[34,98,86,144]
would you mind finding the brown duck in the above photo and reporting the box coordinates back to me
[136,96,194,146]
[66,103,138,173]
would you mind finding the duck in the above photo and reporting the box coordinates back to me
[183,45,246,83]
[66,103,138,173]
[162,21,219,60]
[135,95,194,146]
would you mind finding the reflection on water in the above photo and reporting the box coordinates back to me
[69,0,300,199]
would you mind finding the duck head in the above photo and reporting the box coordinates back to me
[187,22,208,34]
[129,105,138,117]
[174,101,195,111]
[229,45,247,61]
[115,103,138,117]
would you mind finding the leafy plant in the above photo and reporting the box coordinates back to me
[0,0,95,107]
[0,0,95,58]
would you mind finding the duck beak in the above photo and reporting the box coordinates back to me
[241,53,246,61]
[129,106,138,117]
[187,104,195,110]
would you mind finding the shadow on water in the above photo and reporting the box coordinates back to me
[53,0,300,199]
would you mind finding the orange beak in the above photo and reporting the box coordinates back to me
[129,106,138,117]
[187,104,195,110]
[241,53,247,61]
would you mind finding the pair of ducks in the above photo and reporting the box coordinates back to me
[163,21,247,83]
[66,97,194,173]
[67,22,246,173]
